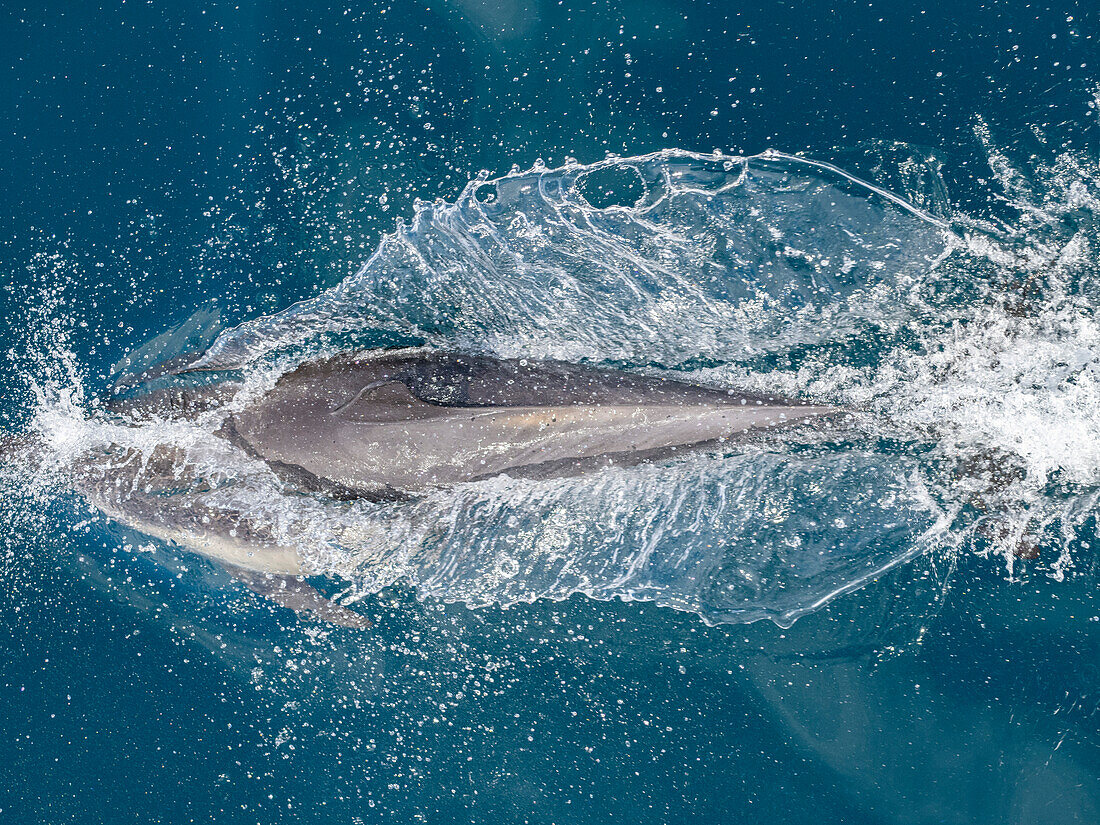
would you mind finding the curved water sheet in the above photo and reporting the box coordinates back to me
[345,448,941,627]
[192,149,952,370]
[17,149,968,628]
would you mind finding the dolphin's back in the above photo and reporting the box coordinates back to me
[223,350,833,495]
[241,350,768,408]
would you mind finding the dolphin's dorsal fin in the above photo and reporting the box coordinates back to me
[332,380,450,423]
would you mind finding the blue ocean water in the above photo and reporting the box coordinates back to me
[2,1,1098,823]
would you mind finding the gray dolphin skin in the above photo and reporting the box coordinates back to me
[214,350,834,497]
[65,349,835,625]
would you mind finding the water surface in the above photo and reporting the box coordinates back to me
[2,2,1098,823]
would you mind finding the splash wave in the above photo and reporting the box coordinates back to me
[14,138,1100,625]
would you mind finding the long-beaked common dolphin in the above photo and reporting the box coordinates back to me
[50,349,835,626]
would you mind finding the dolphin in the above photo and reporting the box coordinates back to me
[38,349,836,626]
[111,349,836,496]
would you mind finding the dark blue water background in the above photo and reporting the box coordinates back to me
[2,1,1098,822]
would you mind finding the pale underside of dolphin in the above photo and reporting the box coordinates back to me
[73,349,836,625]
